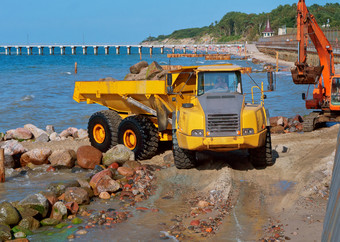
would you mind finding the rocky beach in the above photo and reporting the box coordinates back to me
[0,47,338,241]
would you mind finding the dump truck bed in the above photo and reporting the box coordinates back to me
[73,80,169,114]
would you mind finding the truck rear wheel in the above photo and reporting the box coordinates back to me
[172,130,196,169]
[118,115,158,160]
[88,110,122,152]
[249,127,274,168]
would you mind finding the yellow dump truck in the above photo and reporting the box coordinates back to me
[73,64,273,169]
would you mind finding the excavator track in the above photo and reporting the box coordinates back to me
[303,112,320,132]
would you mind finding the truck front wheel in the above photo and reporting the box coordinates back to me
[118,115,158,160]
[249,127,274,168]
[88,110,122,152]
[172,130,196,169]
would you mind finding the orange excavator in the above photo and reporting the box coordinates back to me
[291,0,340,131]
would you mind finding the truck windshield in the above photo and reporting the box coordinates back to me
[331,78,340,105]
[197,71,242,96]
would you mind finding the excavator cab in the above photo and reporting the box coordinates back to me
[291,63,324,85]
[331,77,340,105]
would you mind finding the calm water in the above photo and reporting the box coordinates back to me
[0,47,308,133]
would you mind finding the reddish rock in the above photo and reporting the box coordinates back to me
[117,167,135,177]
[24,124,47,139]
[197,200,210,208]
[190,220,200,226]
[283,117,289,128]
[293,114,304,123]
[296,123,303,131]
[49,149,76,168]
[136,207,148,210]
[270,125,285,134]
[46,166,55,172]
[96,175,120,195]
[13,128,32,140]
[20,148,52,166]
[146,61,163,79]
[64,187,89,205]
[89,169,113,189]
[1,140,27,156]
[108,162,119,169]
[41,192,58,206]
[65,202,79,214]
[77,145,102,169]
[269,116,279,127]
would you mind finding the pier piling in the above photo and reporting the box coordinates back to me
[116,46,120,54]
[104,46,109,55]
[71,46,76,55]
[82,46,87,55]
[60,46,65,55]
[49,46,54,55]
[16,46,22,55]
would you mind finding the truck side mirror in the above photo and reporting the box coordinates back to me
[167,74,172,86]
[302,93,306,100]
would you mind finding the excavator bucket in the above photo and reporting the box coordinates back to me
[291,64,324,84]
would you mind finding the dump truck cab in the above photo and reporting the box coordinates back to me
[166,64,272,168]
[73,63,273,169]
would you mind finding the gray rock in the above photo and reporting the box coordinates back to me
[96,175,120,194]
[274,144,289,153]
[14,231,26,238]
[40,218,59,226]
[49,149,76,168]
[77,179,91,189]
[35,133,49,143]
[0,201,21,225]
[0,224,12,241]
[130,61,149,74]
[18,216,40,231]
[49,132,61,141]
[64,187,90,205]
[48,180,80,197]
[50,202,67,221]
[102,144,134,166]
[122,160,142,169]
[4,129,15,140]
[99,77,118,82]
[1,140,26,156]
[46,125,55,135]
[73,129,88,139]
[146,61,163,79]
[18,193,50,218]
[24,124,48,139]
[59,129,72,138]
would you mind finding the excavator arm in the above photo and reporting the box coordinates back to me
[291,0,335,100]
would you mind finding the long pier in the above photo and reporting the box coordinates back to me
[0,44,240,55]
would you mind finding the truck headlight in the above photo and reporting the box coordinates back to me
[243,128,254,135]
[191,129,204,136]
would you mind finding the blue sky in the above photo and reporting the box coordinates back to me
[0,0,338,44]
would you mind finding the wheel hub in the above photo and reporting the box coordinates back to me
[123,129,137,150]
[93,124,105,144]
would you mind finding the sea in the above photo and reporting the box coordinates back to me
[0,46,308,133]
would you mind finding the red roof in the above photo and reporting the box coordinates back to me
[263,19,274,33]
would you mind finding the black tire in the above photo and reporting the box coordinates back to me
[118,115,158,160]
[249,127,274,168]
[172,130,196,169]
[88,110,122,152]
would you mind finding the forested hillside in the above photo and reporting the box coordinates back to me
[143,3,340,43]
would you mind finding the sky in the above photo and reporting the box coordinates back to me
[0,0,338,45]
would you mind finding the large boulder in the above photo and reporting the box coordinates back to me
[23,124,47,139]
[77,145,102,169]
[18,193,50,218]
[130,61,148,74]
[13,128,32,140]
[4,129,15,140]
[50,202,67,221]
[0,201,21,225]
[20,148,52,166]
[49,132,61,141]
[45,125,55,135]
[18,217,40,231]
[64,187,90,205]
[35,133,49,143]
[102,144,134,166]
[146,61,163,79]
[96,175,120,195]
[49,150,76,168]
[4,155,15,168]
